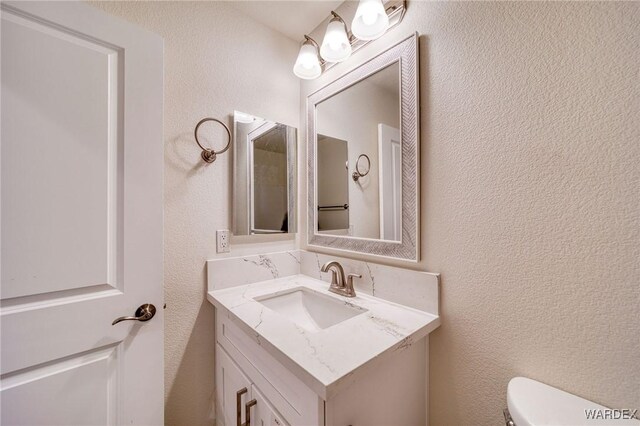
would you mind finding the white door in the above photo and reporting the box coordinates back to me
[216,345,287,426]
[378,124,401,241]
[1,2,163,425]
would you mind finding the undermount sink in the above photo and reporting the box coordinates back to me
[255,287,367,332]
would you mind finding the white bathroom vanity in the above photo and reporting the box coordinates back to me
[207,251,440,426]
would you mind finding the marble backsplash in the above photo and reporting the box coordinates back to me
[206,250,301,291]
[207,250,439,315]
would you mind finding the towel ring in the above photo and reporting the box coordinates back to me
[194,117,231,163]
[352,154,371,182]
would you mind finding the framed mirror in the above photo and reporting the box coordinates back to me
[233,111,297,235]
[307,33,419,261]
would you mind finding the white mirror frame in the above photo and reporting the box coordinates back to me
[307,33,419,261]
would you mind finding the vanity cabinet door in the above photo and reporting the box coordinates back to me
[252,385,288,426]
[216,311,325,425]
[217,344,253,426]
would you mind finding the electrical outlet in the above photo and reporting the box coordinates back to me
[216,229,230,253]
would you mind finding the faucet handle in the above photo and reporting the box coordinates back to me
[342,274,361,297]
[347,273,362,288]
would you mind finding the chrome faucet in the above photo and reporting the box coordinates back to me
[320,261,360,298]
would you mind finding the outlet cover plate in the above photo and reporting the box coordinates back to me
[216,229,230,253]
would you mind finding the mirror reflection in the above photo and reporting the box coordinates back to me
[233,111,297,235]
[317,135,349,234]
[315,62,400,241]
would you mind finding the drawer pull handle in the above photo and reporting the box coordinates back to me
[244,399,257,426]
[236,388,247,426]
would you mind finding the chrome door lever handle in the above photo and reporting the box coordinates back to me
[112,304,156,325]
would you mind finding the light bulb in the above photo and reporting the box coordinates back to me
[362,11,377,26]
[293,38,322,80]
[351,0,389,41]
[301,55,315,69]
[320,17,352,63]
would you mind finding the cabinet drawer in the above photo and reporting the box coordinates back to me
[216,310,324,426]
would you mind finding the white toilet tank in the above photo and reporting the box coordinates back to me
[506,377,639,426]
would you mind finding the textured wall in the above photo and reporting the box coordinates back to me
[301,2,640,425]
[89,2,299,425]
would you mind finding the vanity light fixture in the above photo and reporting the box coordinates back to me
[293,35,323,80]
[293,0,405,80]
[320,12,352,63]
[352,0,390,40]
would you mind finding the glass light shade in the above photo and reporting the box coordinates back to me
[351,0,389,41]
[320,20,352,62]
[293,42,322,80]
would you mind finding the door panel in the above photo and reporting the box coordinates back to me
[1,345,118,426]
[1,5,121,301]
[0,2,163,424]
[217,344,253,426]
[378,123,401,241]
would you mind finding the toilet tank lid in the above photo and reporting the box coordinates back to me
[507,377,639,426]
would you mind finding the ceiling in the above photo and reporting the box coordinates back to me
[229,0,344,42]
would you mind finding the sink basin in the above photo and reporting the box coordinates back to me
[255,287,367,332]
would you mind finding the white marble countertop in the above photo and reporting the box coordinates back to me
[207,274,440,400]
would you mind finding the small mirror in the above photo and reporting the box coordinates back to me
[233,111,297,235]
